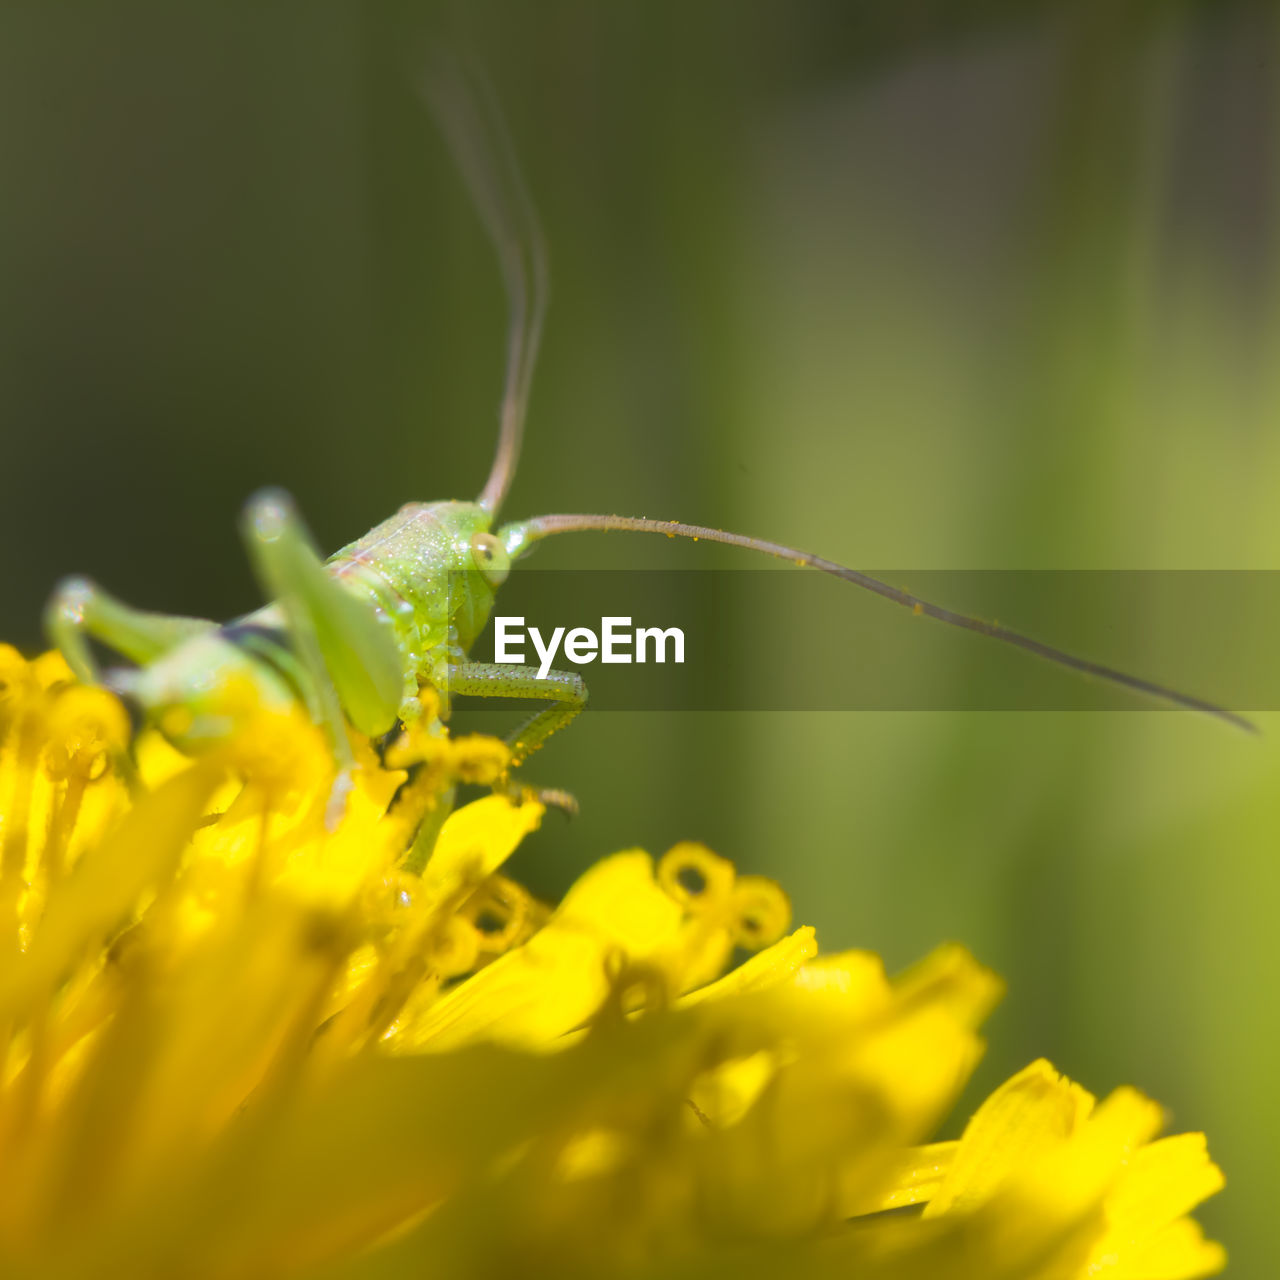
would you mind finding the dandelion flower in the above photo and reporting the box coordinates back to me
[0,647,1225,1278]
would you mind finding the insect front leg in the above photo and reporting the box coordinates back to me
[395,661,583,876]
[44,576,216,684]
[447,662,587,767]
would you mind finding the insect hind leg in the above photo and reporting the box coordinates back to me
[44,576,216,684]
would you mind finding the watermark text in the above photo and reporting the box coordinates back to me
[494,616,685,679]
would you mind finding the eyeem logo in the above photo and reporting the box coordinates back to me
[494,616,686,680]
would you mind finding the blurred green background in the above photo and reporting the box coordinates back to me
[1,1,1277,1271]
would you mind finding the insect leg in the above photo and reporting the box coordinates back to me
[447,662,587,766]
[44,576,215,684]
[400,783,457,876]
[241,490,404,741]
[242,491,403,830]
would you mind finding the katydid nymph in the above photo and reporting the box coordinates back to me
[43,66,1252,842]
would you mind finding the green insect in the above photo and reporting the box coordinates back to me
[43,66,1251,830]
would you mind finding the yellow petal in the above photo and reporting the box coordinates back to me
[931,1082,1168,1279]
[420,794,544,905]
[392,851,683,1051]
[1090,1132,1226,1278]
[794,948,890,1011]
[1107,1132,1225,1236]
[678,926,818,1006]
[925,1057,1095,1217]
[1106,1216,1228,1280]
[840,1141,957,1216]
[894,941,1006,1031]
[1,762,221,1024]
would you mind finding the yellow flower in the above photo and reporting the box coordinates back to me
[0,648,1224,1278]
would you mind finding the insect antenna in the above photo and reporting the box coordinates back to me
[511,513,1255,732]
[423,58,548,517]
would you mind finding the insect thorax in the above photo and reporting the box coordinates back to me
[327,501,501,680]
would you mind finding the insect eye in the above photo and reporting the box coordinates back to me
[470,532,510,586]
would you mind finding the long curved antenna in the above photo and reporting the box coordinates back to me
[423,58,548,516]
[506,513,1255,731]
